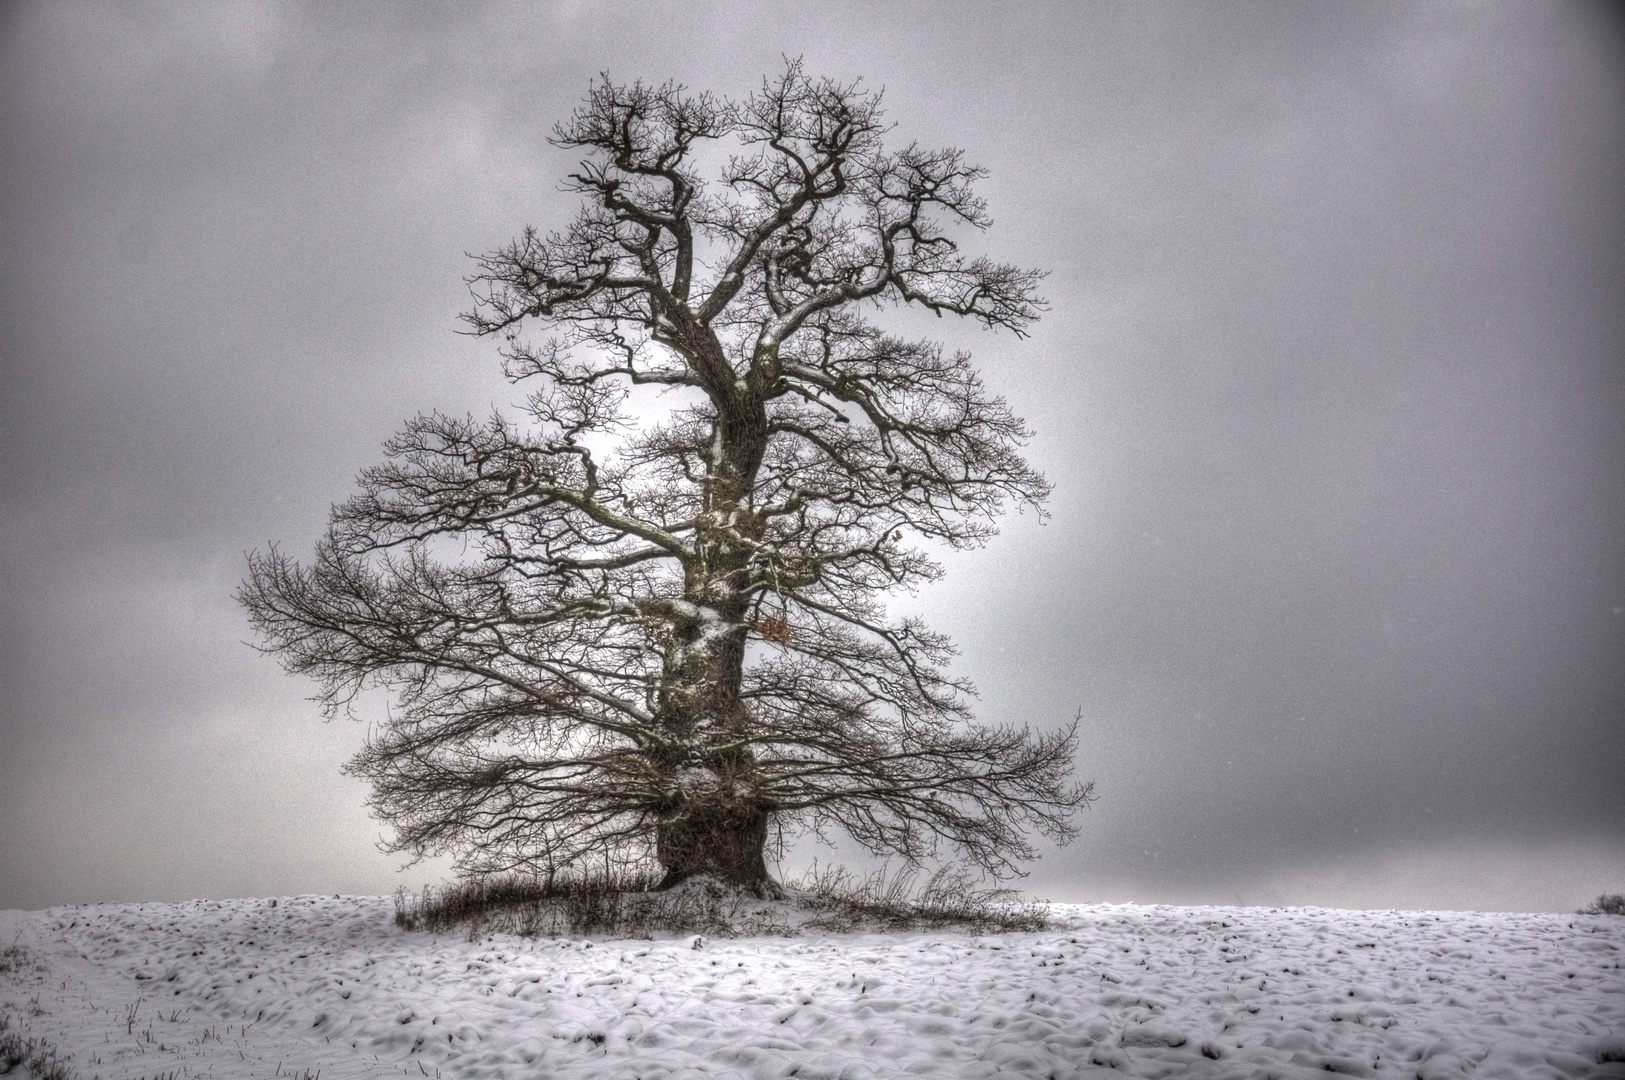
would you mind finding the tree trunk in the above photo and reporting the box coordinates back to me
[652,596,781,896]
[654,799,780,896]
[647,337,783,897]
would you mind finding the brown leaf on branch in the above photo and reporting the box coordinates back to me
[756,615,792,646]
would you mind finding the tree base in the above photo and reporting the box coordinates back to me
[654,802,781,898]
[653,867,784,900]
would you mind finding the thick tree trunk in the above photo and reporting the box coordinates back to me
[652,596,782,896]
[653,800,779,896]
[646,333,785,897]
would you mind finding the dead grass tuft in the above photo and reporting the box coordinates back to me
[393,868,792,940]
[393,862,1047,940]
[1578,892,1625,916]
[791,863,1049,934]
[0,1012,75,1080]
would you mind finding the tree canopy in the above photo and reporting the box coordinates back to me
[241,62,1089,895]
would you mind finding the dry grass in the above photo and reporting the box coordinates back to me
[1578,892,1625,916]
[791,863,1050,934]
[393,869,792,940]
[393,863,1048,940]
[0,1013,75,1080]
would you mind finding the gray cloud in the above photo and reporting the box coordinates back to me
[3,1,1621,911]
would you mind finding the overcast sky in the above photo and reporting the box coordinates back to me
[3,1,1622,914]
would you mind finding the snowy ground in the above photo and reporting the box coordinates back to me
[1,895,1621,1079]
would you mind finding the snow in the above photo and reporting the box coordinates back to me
[2,895,1621,1079]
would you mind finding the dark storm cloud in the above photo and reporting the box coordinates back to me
[3,1,1621,911]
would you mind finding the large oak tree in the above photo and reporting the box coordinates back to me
[242,63,1089,896]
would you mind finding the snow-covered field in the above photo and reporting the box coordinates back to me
[2,894,1621,1079]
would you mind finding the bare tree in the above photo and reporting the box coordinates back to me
[241,62,1090,896]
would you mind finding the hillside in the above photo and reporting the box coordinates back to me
[2,894,1621,1079]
